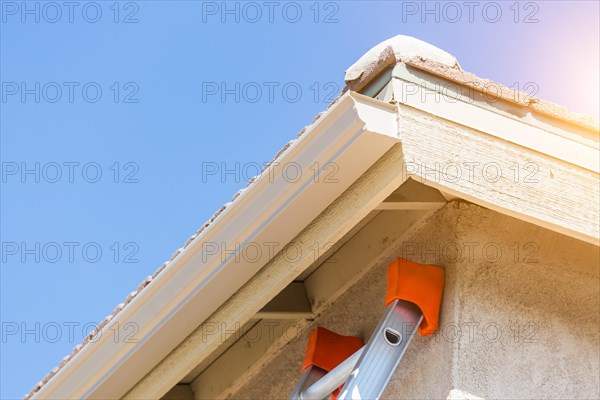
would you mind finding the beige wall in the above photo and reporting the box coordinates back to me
[229,202,600,399]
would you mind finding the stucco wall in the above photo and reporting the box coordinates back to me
[229,202,600,399]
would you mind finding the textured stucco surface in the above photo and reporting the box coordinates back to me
[229,202,600,399]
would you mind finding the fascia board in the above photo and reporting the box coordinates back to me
[33,92,399,400]
[391,63,600,173]
[396,102,599,245]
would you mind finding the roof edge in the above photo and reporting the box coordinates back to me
[343,35,598,132]
[28,92,401,400]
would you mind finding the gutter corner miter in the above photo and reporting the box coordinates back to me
[348,91,400,142]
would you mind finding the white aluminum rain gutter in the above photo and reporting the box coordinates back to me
[32,92,400,399]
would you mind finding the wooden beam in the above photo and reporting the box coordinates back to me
[375,201,445,210]
[296,211,380,281]
[123,145,408,400]
[304,209,437,313]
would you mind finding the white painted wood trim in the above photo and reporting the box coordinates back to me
[398,104,600,245]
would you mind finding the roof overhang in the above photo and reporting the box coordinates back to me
[33,50,599,400]
[125,71,599,398]
[32,92,401,399]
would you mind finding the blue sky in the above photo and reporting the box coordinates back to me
[1,1,598,398]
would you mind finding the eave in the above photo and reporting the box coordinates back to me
[32,92,400,400]
[125,68,599,398]
[31,39,600,400]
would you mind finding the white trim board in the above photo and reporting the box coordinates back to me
[397,103,599,245]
